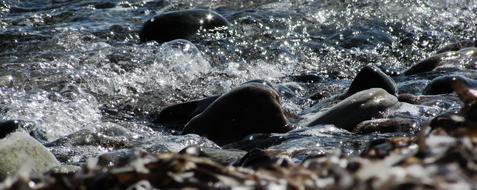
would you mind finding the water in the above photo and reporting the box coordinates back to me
[0,0,476,164]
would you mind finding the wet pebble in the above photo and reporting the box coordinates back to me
[354,118,419,134]
[183,82,292,145]
[305,88,399,131]
[404,47,477,75]
[436,39,477,53]
[139,9,230,43]
[404,55,443,75]
[423,75,477,95]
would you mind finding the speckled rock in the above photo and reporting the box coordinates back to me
[0,132,60,180]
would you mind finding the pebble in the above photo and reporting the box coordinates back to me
[0,132,59,180]
[140,9,230,43]
[305,88,399,131]
[423,75,477,95]
[183,83,292,145]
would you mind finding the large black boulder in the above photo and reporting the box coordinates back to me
[139,9,230,43]
[183,83,291,145]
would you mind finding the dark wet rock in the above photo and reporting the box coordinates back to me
[0,120,20,139]
[404,55,443,75]
[423,75,477,95]
[139,9,230,43]
[354,118,419,134]
[306,88,399,131]
[436,39,477,53]
[153,95,220,131]
[183,83,292,145]
[344,65,397,98]
[0,132,60,180]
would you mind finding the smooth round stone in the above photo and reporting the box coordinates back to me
[305,88,399,131]
[344,65,397,98]
[153,95,220,131]
[404,55,443,75]
[436,40,477,54]
[139,9,230,43]
[354,118,419,134]
[183,83,291,145]
[423,75,477,95]
[0,132,59,180]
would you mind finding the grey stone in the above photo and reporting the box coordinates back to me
[305,88,399,131]
[0,132,59,180]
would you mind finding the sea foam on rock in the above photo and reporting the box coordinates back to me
[139,9,230,43]
[304,88,399,131]
[0,132,59,180]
